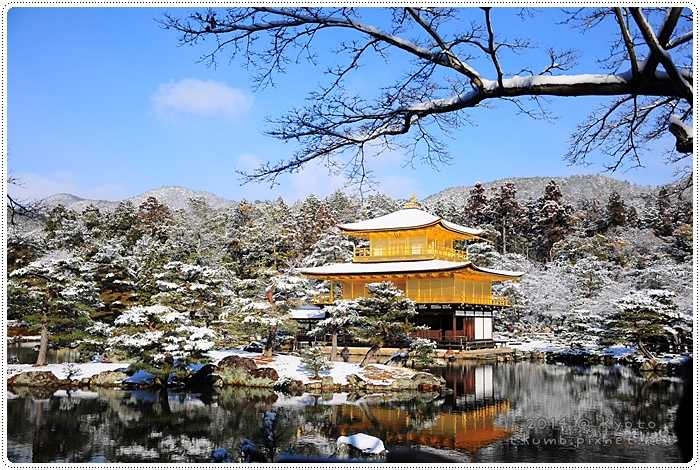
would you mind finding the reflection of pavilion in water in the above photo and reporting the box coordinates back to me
[334,364,511,454]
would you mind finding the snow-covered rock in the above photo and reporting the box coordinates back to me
[336,433,386,455]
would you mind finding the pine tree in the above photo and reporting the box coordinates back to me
[570,257,610,298]
[107,304,216,375]
[654,188,674,236]
[300,345,331,379]
[463,182,489,226]
[294,195,336,254]
[301,228,355,267]
[534,180,572,261]
[490,182,523,254]
[137,196,172,241]
[9,255,102,365]
[605,289,678,364]
[625,206,640,228]
[351,282,417,366]
[606,191,627,227]
[309,300,360,360]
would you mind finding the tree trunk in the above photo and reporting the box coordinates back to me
[264,326,277,358]
[34,312,49,367]
[359,344,380,367]
[330,333,338,362]
[638,339,658,366]
[502,221,506,255]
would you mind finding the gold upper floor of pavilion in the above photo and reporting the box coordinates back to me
[339,198,483,263]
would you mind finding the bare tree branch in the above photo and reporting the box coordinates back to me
[630,8,692,102]
[613,8,639,76]
[162,7,693,185]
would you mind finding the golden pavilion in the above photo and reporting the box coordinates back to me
[299,198,524,346]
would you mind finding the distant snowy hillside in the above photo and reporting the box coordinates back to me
[423,175,658,210]
[37,175,664,213]
[40,186,235,212]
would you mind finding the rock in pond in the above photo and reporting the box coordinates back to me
[217,355,257,372]
[337,433,386,455]
[347,364,445,392]
[90,370,129,387]
[8,371,62,388]
[249,367,279,382]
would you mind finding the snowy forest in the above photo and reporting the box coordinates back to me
[7,175,693,371]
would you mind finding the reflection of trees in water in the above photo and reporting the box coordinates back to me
[8,387,286,463]
[8,389,110,462]
[7,364,684,463]
[489,362,683,463]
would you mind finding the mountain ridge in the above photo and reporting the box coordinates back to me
[36,175,663,212]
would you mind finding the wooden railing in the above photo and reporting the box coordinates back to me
[312,293,509,306]
[353,246,469,263]
[312,293,335,305]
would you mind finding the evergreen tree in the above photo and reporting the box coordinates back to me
[605,289,678,363]
[107,304,216,376]
[300,345,331,379]
[294,195,336,254]
[360,193,399,219]
[570,256,610,298]
[490,182,524,254]
[301,227,355,267]
[351,282,417,366]
[137,196,172,241]
[625,206,640,228]
[533,180,572,260]
[309,300,360,360]
[9,255,102,364]
[463,182,490,226]
[606,191,627,227]
[654,188,674,236]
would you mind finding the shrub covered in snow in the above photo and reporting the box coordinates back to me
[300,345,331,379]
[108,304,217,367]
[410,338,437,369]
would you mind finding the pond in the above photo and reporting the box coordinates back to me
[8,342,81,365]
[7,361,685,463]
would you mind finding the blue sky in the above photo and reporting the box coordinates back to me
[9,7,681,203]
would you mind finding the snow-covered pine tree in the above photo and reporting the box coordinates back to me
[137,196,173,241]
[654,188,674,236]
[300,345,331,379]
[360,193,400,219]
[409,338,437,369]
[351,281,417,366]
[569,256,611,298]
[605,289,679,363]
[534,180,573,261]
[606,191,627,227]
[107,304,216,375]
[294,195,336,254]
[301,227,354,267]
[490,182,524,254]
[9,254,103,365]
[240,272,312,357]
[309,300,360,360]
[463,182,490,226]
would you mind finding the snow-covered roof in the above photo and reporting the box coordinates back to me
[338,208,482,237]
[299,260,524,279]
[289,308,325,320]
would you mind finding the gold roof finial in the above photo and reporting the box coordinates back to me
[403,194,421,209]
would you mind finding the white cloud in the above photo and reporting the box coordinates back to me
[152,79,252,118]
[9,171,128,202]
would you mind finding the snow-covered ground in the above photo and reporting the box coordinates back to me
[7,362,131,380]
[208,349,361,384]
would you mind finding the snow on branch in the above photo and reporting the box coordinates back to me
[163,7,693,184]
